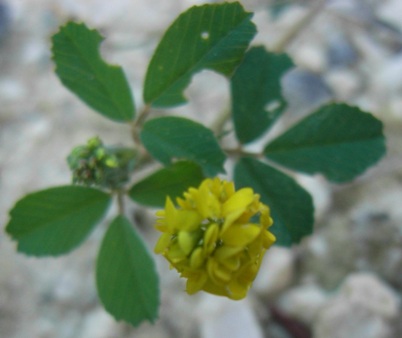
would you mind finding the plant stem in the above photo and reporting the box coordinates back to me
[224,147,263,159]
[131,104,151,145]
[117,190,125,215]
[212,0,326,146]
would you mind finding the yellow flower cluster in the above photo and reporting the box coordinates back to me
[154,177,276,300]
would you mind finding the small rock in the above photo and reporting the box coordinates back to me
[292,45,327,72]
[198,295,263,338]
[300,217,356,289]
[0,78,27,101]
[314,273,399,338]
[296,175,331,222]
[315,301,392,338]
[282,68,332,117]
[277,283,329,325]
[340,273,399,319]
[78,308,119,338]
[378,0,402,32]
[327,33,359,68]
[253,247,294,299]
[325,68,362,100]
[371,53,402,99]
[0,1,10,43]
[264,322,292,338]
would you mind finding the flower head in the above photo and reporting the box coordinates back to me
[67,136,136,189]
[154,177,276,300]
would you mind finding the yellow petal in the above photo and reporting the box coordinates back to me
[221,208,245,234]
[178,231,200,255]
[259,206,273,228]
[175,210,203,231]
[155,210,165,217]
[221,180,235,202]
[222,188,254,217]
[221,224,261,247]
[164,197,178,232]
[190,247,205,269]
[226,279,249,300]
[202,279,227,297]
[166,243,186,263]
[154,233,171,254]
[186,272,208,294]
[206,259,224,286]
[237,261,259,284]
[219,256,241,271]
[262,230,276,248]
[176,197,191,209]
[214,246,244,260]
[213,265,232,283]
[203,223,219,254]
[195,182,221,219]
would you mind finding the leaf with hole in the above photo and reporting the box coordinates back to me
[96,215,159,326]
[231,47,293,144]
[129,161,204,207]
[140,116,226,176]
[52,22,135,122]
[264,103,386,182]
[143,2,256,107]
[235,158,314,246]
[6,186,111,256]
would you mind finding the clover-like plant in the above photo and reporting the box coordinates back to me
[5,2,385,326]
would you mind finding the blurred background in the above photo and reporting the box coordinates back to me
[1,0,402,337]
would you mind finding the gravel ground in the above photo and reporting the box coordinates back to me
[1,1,402,337]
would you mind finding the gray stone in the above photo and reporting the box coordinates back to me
[340,273,399,319]
[282,68,332,117]
[277,283,329,325]
[314,273,399,338]
[198,295,263,338]
[253,247,295,299]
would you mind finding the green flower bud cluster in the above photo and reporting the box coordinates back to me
[67,136,136,189]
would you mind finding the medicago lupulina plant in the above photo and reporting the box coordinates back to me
[5,2,386,326]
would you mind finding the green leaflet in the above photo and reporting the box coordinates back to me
[140,116,226,176]
[52,22,135,122]
[235,158,314,246]
[143,2,256,107]
[96,215,159,326]
[6,186,111,256]
[264,103,386,182]
[129,161,205,207]
[231,47,293,144]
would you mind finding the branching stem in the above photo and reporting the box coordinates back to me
[224,147,263,159]
[212,0,326,148]
[117,189,125,215]
[131,104,151,146]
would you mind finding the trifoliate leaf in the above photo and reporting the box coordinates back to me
[264,103,386,182]
[231,46,294,144]
[143,2,256,107]
[129,161,204,207]
[140,117,226,176]
[96,215,159,326]
[235,158,314,246]
[52,22,135,122]
[6,186,111,256]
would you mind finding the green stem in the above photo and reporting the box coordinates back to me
[210,2,326,144]
[130,104,151,146]
[117,190,125,215]
[224,147,263,159]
